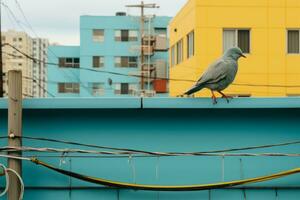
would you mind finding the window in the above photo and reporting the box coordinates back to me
[187,31,194,58]
[171,46,175,67]
[115,30,138,41]
[223,29,250,53]
[93,29,104,42]
[115,56,138,68]
[89,83,105,96]
[114,83,137,95]
[19,38,22,42]
[58,57,80,68]
[287,30,300,54]
[58,83,80,94]
[93,56,104,68]
[176,39,183,64]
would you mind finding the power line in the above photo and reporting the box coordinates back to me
[13,0,35,35]
[1,2,26,32]
[2,1,70,97]
[3,135,300,156]
[1,146,300,157]
[2,3,300,91]
[23,76,55,97]
[3,43,300,89]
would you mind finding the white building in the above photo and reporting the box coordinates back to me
[2,30,33,97]
[2,30,49,98]
[32,38,49,97]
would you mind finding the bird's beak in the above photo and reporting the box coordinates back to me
[241,54,246,58]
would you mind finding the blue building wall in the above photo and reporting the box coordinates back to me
[0,98,300,199]
[48,46,80,97]
[48,15,171,97]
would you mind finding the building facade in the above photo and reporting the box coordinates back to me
[2,30,33,97]
[32,38,49,97]
[169,0,300,97]
[48,14,171,97]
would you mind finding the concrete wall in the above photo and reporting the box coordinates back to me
[0,98,300,199]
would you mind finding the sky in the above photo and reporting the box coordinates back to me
[2,0,188,45]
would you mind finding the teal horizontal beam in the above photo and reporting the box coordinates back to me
[0,97,299,109]
[142,97,300,109]
[0,98,142,109]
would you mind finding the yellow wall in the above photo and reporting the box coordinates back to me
[170,0,300,97]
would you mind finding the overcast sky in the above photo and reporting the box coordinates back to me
[2,0,187,45]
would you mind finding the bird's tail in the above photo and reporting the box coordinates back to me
[183,84,205,96]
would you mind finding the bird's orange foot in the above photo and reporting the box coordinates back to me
[211,96,218,105]
[222,95,233,103]
[211,91,218,105]
[218,92,233,103]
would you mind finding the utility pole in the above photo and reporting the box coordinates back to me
[126,1,159,93]
[0,0,4,97]
[7,70,22,200]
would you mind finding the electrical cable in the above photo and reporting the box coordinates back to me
[30,158,300,191]
[2,155,300,192]
[0,154,31,161]
[0,162,24,200]
[6,135,300,156]
[2,146,300,157]
[3,43,300,88]
[1,2,27,32]
[22,76,55,97]
[0,164,9,198]
[1,155,300,192]
[6,168,24,200]
[13,0,35,35]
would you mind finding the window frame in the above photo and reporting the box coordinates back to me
[170,45,175,67]
[58,83,80,94]
[92,56,104,68]
[114,56,138,68]
[223,28,251,54]
[187,31,194,59]
[59,57,80,68]
[287,29,300,54]
[114,83,138,95]
[176,39,183,64]
[93,29,104,42]
[115,30,138,42]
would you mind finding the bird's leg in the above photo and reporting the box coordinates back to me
[217,91,233,103]
[211,90,217,105]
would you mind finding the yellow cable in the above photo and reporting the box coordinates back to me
[31,158,300,191]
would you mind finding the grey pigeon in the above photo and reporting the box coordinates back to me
[184,47,246,104]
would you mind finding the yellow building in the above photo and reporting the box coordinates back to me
[169,0,300,97]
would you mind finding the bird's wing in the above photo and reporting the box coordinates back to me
[196,59,230,86]
[184,59,232,95]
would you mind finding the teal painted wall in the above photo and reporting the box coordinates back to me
[0,98,300,199]
[48,15,171,97]
[48,46,81,97]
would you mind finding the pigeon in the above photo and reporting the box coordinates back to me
[184,47,246,104]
